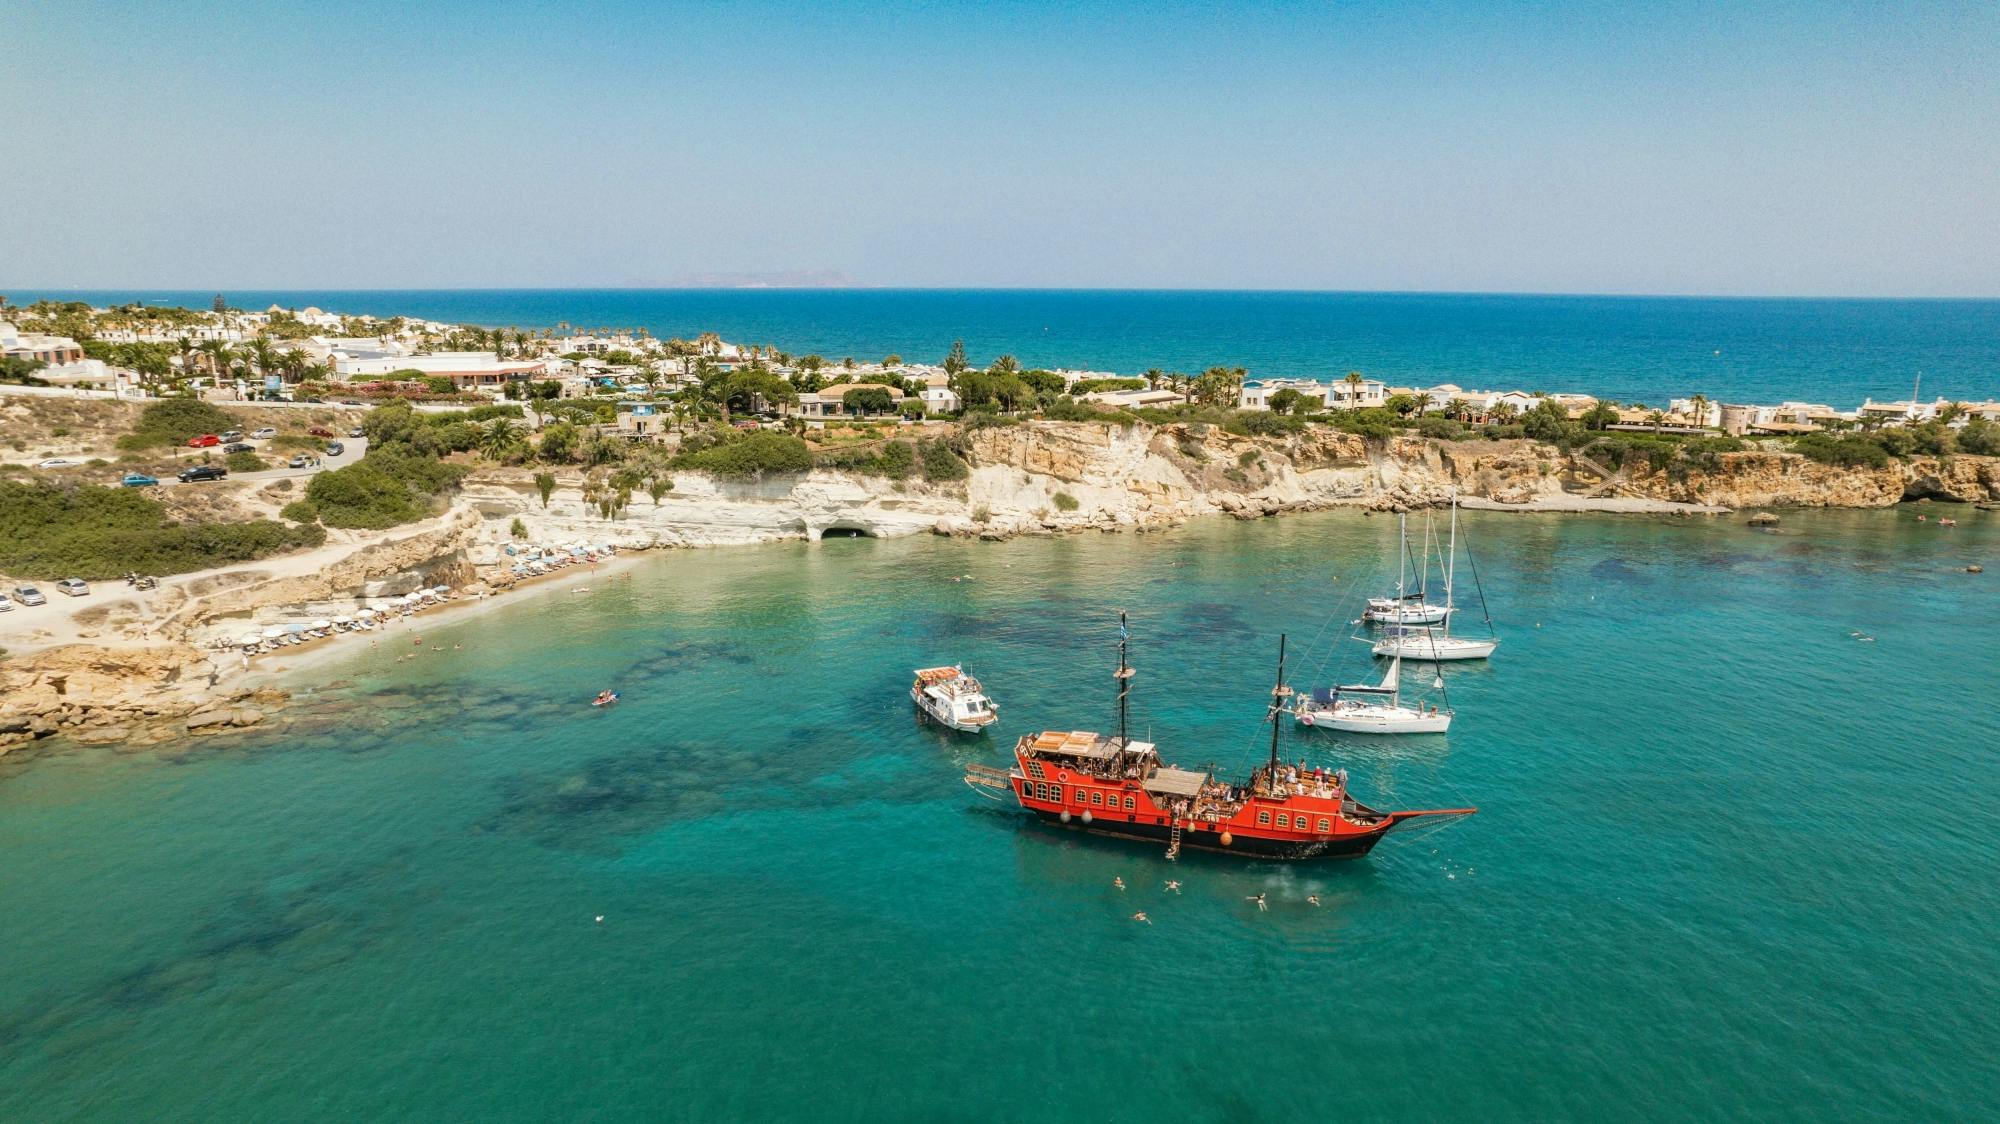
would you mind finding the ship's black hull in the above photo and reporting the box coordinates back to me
[1028,809,1388,860]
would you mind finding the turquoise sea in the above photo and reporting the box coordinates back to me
[19,289,2000,407]
[3,507,1997,1121]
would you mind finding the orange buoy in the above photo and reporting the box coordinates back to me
[1219,831,1233,847]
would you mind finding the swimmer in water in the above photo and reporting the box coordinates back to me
[1164,880,1181,893]
[1247,893,1267,911]
[1113,877,1125,891]
[1131,912,1150,924]
[1308,895,1322,907]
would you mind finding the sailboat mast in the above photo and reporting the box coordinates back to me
[1115,610,1133,747]
[1443,491,1459,638]
[1268,633,1287,778]
[1396,513,1408,604]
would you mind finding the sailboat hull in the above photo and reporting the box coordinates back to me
[1363,603,1451,625]
[1297,707,1452,734]
[1372,636,1497,661]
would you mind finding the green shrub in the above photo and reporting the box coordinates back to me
[1069,377,1145,394]
[225,450,268,473]
[919,439,970,482]
[510,517,529,539]
[304,447,466,529]
[1792,433,1891,469]
[1052,491,1079,511]
[670,431,814,479]
[1236,449,1261,468]
[280,498,319,523]
[0,481,325,579]
[115,399,238,450]
[1959,417,2000,456]
[814,438,919,479]
[1416,416,1466,440]
[961,408,1017,430]
[1222,410,1307,438]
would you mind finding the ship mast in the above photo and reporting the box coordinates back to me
[1115,610,1134,749]
[1267,633,1291,789]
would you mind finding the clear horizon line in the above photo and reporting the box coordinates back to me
[6,284,2000,303]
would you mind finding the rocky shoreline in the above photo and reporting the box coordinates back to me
[4,420,1995,765]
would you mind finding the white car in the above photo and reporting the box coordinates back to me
[0,594,13,612]
[56,578,90,597]
[250,427,278,439]
[37,458,80,469]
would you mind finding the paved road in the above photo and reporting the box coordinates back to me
[153,435,369,487]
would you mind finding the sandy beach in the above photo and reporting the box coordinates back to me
[239,549,656,687]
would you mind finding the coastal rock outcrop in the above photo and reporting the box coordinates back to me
[0,642,284,758]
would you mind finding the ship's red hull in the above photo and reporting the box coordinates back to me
[1028,808,1391,860]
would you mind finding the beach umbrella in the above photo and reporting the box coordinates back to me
[355,608,376,618]
[313,619,333,629]
[286,623,306,634]
[238,631,263,646]
[261,626,285,641]
[433,585,451,594]
[334,615,354,625]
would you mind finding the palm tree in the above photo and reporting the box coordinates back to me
[198,340,235,381]
[481,419,520,460]
[1687,393,1710,429]
[1343,370,1365,409]
[697,331,722,357]
[991,354,1021,376]
[1646,410,1666,432]
[1144,368,1164,392]
[247,337,279,382]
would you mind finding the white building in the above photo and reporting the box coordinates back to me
[1,321,85,366]
[334,350,554,390]
[1238,377,1388,411]
[920,376,959,414]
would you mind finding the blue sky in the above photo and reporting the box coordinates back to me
[4,0,1996,295]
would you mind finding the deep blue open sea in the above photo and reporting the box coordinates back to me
[18,289,2000,407]
[3,507,1998,1121]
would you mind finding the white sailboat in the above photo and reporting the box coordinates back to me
[1362,512,1451,624]
[1373,494,1499,662]
[1296,516,1454,734]
[1294,651,1452,733]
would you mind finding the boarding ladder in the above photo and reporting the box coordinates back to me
[1166,819,1183,861]
[963,763,1013,800]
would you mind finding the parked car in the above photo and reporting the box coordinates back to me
[178,465,229,483]
[307,426,335,438]
[250,427,277,439]
[55,578,89,597]
[288,454,312,469]
[219,430,244,442]
[223,442,254,454]
[0,593,13,612]
[121,473,160,487]
[188,434,221,448]
[13,586,47,606]
[347,427,365,438]
[339,399,362,406]
[325,441,345,456]
[37,458,80,468]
